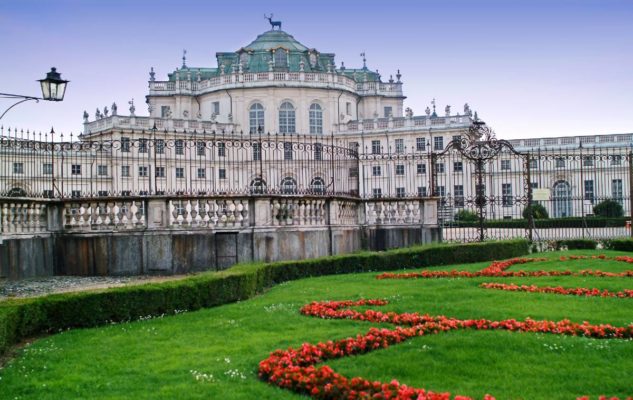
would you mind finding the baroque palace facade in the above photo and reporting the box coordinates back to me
[2,26,632,223]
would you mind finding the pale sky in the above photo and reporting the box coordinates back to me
[1,0,631,139]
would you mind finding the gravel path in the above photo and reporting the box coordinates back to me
[0,275,189,301]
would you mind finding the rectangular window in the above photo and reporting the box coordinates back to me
[435,186,445,197]
[314,142,322,161]
[395,164,405,175]
[529,159,538,169]
[196,141,205,156]
[13,162,24,174]
[212,101,220,115]
[97,165,108,176]
[121,137,130,152]
[138,166,148,177]
[139,139,148,153]
[417,163,426,174]
[383,106,393,118]
[284,142,293,160]
[346,102,351,115]
[501,160,511,171]
[349,167,359,178]
[434,137,444,151]
[417,186,427,197]
[531,182,539,189]
[71,190,81,198]
[155,139,165,154]
[219,168,226,179]
[612,179,623,204]
[121,165,130,177]
[175,167,184,179]
[454,185,464,207]
[371,140,381,155]
[502,183,513,206]
[611,155,622,165]
[416,137,426,151]
[372,166,381,176]
[43,163,53,175]
[121,191,131,197]
[197,168,206,179]
[372,188,382,199]
[175,139,184,155]
[218,142,226,157]
[155,167,165,178]
[452,135,462,144]
[476,184,486,198]
[434,162,445,174]
[395,139,404,154]
[396,187,406,198]
[555,157,565,168]
[583,156,594,167]
[71,164,81,175]
[453,161,463,173]
[43,190,54,199]
[584,180,594,204]
[161,105,171,118]
[98,191,109,197]
[253,142,262,161]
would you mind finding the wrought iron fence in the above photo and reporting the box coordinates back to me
[0,129,359,198]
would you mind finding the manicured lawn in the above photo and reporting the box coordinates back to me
[0,249,632,399]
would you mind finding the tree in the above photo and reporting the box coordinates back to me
[454,209,478,222]
[523,203,549,220]
[593,199,624,217]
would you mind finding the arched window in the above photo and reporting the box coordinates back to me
[274,49,287,68]
[249,177,267,194]
[553,180,572,218]
[249,103,265,134]
[309,103,323,134]
[279,102,295,134]
[310,177,326,194]
[280,176,297,194]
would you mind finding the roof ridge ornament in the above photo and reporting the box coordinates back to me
[360,52,367,70]
[182,49,187,68]
[264,14,282,30]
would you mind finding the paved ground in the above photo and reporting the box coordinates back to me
[0,274,189,301]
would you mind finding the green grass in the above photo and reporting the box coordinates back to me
[0,250,632,399]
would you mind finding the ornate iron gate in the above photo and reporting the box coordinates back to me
[432,123,532,242]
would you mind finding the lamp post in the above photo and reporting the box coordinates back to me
[0,67,69,120]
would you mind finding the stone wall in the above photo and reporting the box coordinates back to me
[0,196,439,279]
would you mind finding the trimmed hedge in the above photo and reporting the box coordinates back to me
[555,239,597,250]
[604,238,633,252]
[0,239,529,358]
[451,217,628,229]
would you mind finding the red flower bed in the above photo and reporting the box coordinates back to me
[259,299,633,400]
[480,282,633,298]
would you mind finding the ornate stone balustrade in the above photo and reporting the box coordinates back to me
[1,201,48,234]
[365,199,422,225]
[270,198,326,226]
[168,198,249,228]
[148,72,403,98]
[336,200,358,225]
[83,115,236,135]
[63,200,146,230]
[336,115,471,134]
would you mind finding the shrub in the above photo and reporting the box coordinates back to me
[593,199,624,218]
[0,240,529,358]
[603,238,633,251]
[523,203,549,220]
[555,239,597,250]
[454,209,478,222]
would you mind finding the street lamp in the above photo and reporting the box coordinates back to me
[0,67,69,120]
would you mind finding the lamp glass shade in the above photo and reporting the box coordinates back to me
[38,68,69,101]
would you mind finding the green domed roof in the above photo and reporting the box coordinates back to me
[243,30,309,52]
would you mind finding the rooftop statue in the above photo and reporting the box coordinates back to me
[264,14,282,31]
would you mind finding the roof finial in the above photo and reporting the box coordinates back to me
[264,14,282,30]
[182,49,187,68]
[360,52,367,70]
